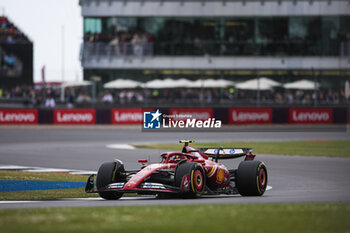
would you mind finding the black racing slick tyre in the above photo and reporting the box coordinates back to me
[96,161,125,200]
[175,162,206,198]
[236,160,267,196]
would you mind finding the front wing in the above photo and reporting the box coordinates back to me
[85,174,182,195]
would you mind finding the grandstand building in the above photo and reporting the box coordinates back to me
[79,0,350,91]
[0,16,33,88]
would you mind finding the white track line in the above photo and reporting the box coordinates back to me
[0,165,96,175]
[0,201,40,204]
[106,144,135,150]
[0,165,34,170]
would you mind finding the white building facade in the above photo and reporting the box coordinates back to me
[80,0,350,87]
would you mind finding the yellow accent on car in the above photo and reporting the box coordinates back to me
[217,168,224,182]
[111,162,118,182]
[207,166,216,177]
[179,140,194,143]
[191,170,195,193]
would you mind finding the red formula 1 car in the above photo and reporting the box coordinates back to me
[85,140,268,199]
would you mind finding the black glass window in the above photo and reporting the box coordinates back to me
[83,16,350,56]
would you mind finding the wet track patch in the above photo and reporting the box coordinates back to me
[0,180,86,192]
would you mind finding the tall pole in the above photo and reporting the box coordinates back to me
[61,25,65,83]
[61,25,65,102]
[313,68,318,107]
[256,70,260,107]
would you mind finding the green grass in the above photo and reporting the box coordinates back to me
[0,171,98,200]
[134,140,350,157]
[0,203,349,233]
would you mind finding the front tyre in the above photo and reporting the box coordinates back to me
[236,160,267,196]
[96,161,124,200]
[175,162,206,198]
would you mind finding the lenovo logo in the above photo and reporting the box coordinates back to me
[112,109,143,124]
[292,112,329,121]
[57,113,93,122]
[289,109,333,124]
[115,112,142,122]
[0,110,38,124]
[232,112,270,121]
[229,108,272,124]
[54,110,95,124]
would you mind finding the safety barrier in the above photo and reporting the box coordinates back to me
[0,107,347,125]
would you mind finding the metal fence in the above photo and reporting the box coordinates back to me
[340,41,350,62]
[81,40,347,60]
[81,42,153,61]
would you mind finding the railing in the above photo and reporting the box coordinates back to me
[340,41,350,62]
[81,40,345,60]
[81,42,153,61]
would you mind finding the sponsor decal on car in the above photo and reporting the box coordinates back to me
[0,109,38,124]
[144,183,153,189]
[112,108,143,124]
[229,108,272,124]
[54,109,96,124]
[217,168,224,183]
[205,149,244,155]
[289,108,333,124]
[181,175,190,189]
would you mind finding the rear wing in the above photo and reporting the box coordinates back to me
[199,148,254,160]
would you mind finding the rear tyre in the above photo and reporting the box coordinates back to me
[96,161,125,200]
[236,160,267,196]
[175,162,206,198]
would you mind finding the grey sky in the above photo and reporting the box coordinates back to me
[0,0,82,82]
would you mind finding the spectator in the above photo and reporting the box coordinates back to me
[65,88,75,108]
[101,90,113,103]
[45,90,55,108]
[76,91,91,104]
[109,35,120,55]
[132,33,143,57]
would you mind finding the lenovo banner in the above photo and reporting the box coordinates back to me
[229,108,272,124]
[54,109,96,124]
[289,108,333,124]
[112,108,144,124]
[169,108,213,121]
[0,109,38,124]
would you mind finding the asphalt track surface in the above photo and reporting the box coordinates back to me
[0,126,349,209]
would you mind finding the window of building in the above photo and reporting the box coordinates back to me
[84,18,102,34]
[224,18,255,55]
[83,16,349,57]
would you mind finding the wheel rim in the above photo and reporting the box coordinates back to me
[258,168,266,189]
[193,170,203,191]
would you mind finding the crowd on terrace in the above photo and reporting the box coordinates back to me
[0,17,30,44]
[0,84,347,108]
[83,31,154,57]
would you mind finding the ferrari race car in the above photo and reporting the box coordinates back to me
[85,140,268,199]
